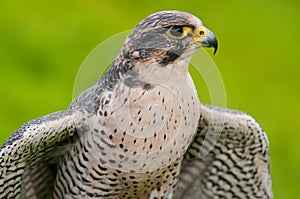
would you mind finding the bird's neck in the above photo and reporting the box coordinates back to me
[97,49,193,99]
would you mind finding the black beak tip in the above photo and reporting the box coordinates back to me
[212,38,218,55]
[213,48,217,55]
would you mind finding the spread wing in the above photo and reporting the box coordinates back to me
[176,104,273,199]
[0,109,86,198]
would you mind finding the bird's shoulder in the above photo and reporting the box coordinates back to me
[176,104,272,199]
[1,109,75,149]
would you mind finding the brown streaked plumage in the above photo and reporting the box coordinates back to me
[0,11,272,199]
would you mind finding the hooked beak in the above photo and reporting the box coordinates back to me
[194,28,218,55]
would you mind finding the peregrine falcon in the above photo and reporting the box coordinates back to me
[0,11,273,198]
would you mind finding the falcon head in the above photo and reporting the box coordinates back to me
[122,10,218,66]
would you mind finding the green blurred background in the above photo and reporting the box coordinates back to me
[0,0,299,198]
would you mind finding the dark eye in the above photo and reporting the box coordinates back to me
[169,26,184,37]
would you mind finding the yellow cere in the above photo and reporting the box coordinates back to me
[192,27,207,43]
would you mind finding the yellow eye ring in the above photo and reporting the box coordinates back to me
[166,26,193,39]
